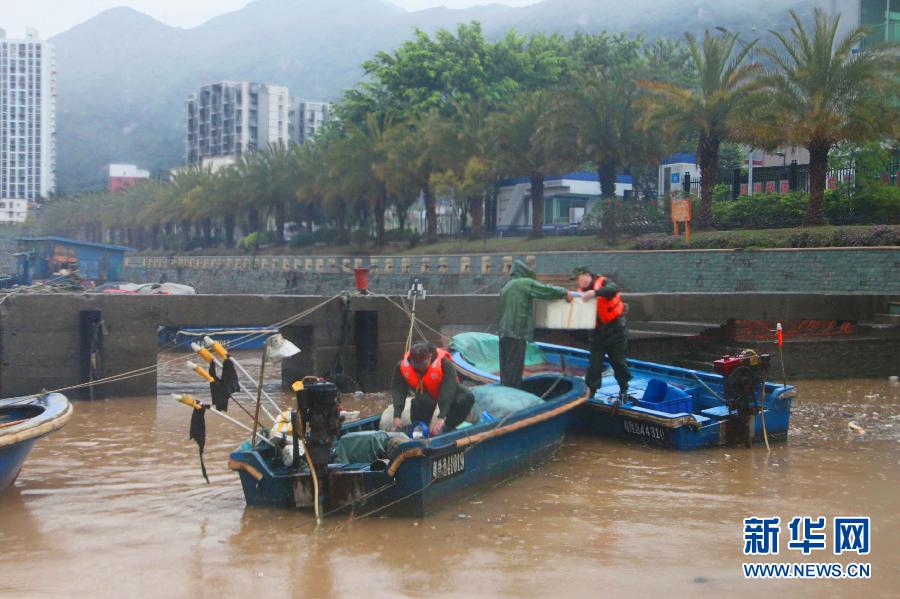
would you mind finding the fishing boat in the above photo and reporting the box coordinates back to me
[0,393,73,492]
[227,374,589,517]
[158,326,278,351]
[449,333,796,451]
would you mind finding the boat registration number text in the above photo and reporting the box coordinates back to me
[623,419,665,441]
[432,451,465,481]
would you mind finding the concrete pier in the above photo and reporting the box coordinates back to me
[1,292,896,398]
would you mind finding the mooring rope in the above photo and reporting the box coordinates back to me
[22,293,343,399]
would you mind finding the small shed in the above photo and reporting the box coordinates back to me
[16,237,135,284]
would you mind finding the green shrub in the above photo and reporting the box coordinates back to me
[712,183,731,203]
[235,231,274,252]
[828,185,900,224]
[384,228,416,242]
[289,227,339,248]
[712,193,807,228]
[350,227,370,248]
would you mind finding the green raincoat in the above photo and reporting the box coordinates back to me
[498,260,568,341]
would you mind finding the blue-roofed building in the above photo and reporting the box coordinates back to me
[496,171,634,232]
[16,237,135,285]
[659,153,700,198]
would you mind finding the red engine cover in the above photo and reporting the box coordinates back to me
[713,355,743,375]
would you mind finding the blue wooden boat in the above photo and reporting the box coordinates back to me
[449,333,796,451]
[158,326,278,351]
[0,393,73,492]
[228,374,589,517]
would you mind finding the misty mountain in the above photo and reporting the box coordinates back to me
[50,0,852,193]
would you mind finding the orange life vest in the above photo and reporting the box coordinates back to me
[593,276,624,325]
[400,348,451,400]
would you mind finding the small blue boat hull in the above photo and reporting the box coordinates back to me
[0,438,37,491]
[229,374,589,517]
[0,393,73,494]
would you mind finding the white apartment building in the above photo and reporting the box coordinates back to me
[185,81,289,165]
[0,28,55,222]
[289,99,329,145]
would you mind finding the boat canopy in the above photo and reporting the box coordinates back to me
[450,332,547,373]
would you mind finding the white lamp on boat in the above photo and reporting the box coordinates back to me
[265,334,301,360]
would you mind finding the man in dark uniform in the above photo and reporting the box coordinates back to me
[390,342,475,436]
[573,266,632,402]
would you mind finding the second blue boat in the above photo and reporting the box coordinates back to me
[449,333,796,451]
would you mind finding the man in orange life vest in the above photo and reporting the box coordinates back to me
[573,266,632,401]
[391,342,475,436]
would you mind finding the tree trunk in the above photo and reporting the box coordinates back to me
[181,220,191,243]
[424,184,437,243]
[596,163,618,244]
[598,159,617,199]
[805,140,829,226]
[274,202,285,246]
[375,184,387,246]
[335,202,348,244]
[224,214,235,247]
[397,201,409,232]
[202,218,213,246]
[468,194,484,240]
[247,207,260,233]
[697,132,720,229]
[529,173,545,240]
[459,201,468,234]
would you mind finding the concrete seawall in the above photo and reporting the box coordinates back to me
[122,247,900,295]
[2,292,895,399]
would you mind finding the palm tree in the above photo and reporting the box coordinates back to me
[344,113,392,246]
[212,166,244,247]
[384,123,427,234]
[558,65,662,241]
[642,30,761,228]
[263,142,302,246]
[758,8,900,225]
[429,100,493,239]
[235,151,268,236]
[489,90,570,239]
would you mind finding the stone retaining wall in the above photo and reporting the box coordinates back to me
[122,247,900,295]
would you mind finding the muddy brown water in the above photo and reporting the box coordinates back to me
[1,351,898,597]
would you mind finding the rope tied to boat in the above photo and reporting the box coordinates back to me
[29,293,343,398]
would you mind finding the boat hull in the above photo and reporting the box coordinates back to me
[450,338,795,451]
[229,374,589,517]
[0,438,37,491]
[0,393,72,493]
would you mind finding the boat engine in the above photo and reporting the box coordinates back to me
[296,379,343,471]
[713,350,770,447]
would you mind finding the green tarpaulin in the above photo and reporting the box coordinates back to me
[470,384,544,419]
[450,332,547,374]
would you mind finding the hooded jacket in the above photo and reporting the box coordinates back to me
[498,260,568,341]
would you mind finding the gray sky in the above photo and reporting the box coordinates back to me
[3,0,541,39]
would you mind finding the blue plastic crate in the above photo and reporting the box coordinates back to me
[637,379,694,415]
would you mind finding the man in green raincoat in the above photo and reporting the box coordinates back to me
[498,260,573,388]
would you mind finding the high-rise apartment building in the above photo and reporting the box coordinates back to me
[289,99,329,145]
[185,81,289,166]
[186,82,328,166]
[0,28,55,220]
